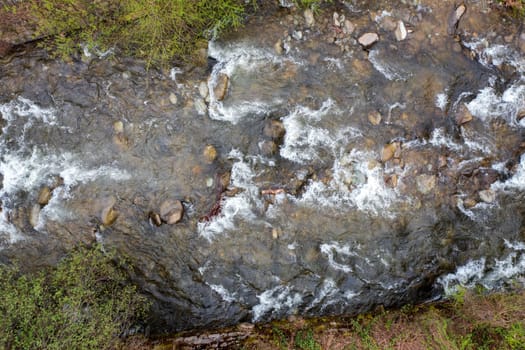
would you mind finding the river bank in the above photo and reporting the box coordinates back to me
[1,0,525,338]
[127,289,525,349]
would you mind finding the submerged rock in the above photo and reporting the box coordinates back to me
[203,145,218,163]
[416,174,436,195]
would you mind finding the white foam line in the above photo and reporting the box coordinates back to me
[320,242,357,273]
[252,285,303,322]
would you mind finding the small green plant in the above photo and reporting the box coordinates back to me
[292,0,332,12]
[272,326,289,350]
[294,328,321,350]
[0,244,150,350]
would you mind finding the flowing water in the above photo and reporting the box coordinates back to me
[1,0,525,332]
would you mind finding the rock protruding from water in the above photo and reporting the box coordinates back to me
[395,21,407,41]
[358,33,379,48]
[479,189,496,203]
[37,187,52,206]
[455,104,473,125]
[264,120,286,140]
[213,73,229,101]
[160,200,184,225]
[447,3,467,36]
[101,199,119,226]
[381,142,400,162]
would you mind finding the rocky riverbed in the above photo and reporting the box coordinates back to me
[1,0,525,333]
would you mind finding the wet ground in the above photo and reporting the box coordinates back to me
[1,0,525,332]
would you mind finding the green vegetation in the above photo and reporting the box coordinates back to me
[30,0,250,66]
[230,290,525,349]
[27,0,334,67]
[0,245,150,350]
[497,0,525,16]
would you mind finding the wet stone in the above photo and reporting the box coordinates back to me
[101,203,118,226]
[517,109,525,121]
[479,189,496,203]
[274,39,284,55]
[447,3,466,35]
[169,92,178,105]
[395,21,407,41]
[37,186,52,206]
[199,81,209,99]
[29,204,40,228]
[113,120,124,134]
[213,73,229,101]
[304,8,315,28]
[358,33,379,48]
[149,211,162,226]
[203,145,218,163]
[381,142,399,162]
[455,104,473,125]
[416,174,436,195]
[194,98,207,115]
[344,20,355,35]
[368,111,382,125]
[259,140,278,156]
[263,120,286,140]
[159,200,184,225]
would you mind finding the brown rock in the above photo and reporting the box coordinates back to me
[274,39,283,55]
[203,145,218,163]
[263,120,286,140]
[213,73,229,101]
[101,204,118,226]
[385,174,398,188]
[38,187,52,206]
[455,104,473,125]
[149,211,162,226]
[29,204,40,228]
[517,109,525,121]
[368,111,382,125]
[160,200,184,224]
[463,197,477,209]
[381,143,399,162]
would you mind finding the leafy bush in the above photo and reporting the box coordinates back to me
[0,245,150,350]
[30,0,250,66]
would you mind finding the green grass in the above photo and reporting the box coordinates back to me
[0,244,150,350]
